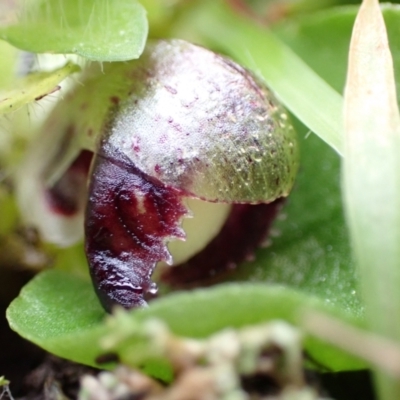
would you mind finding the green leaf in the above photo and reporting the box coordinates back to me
[212,2,400,320]
[253,1,400,315]
[0,62,80,114]
[7,270,106,367]
[272,6,354,96]
[6,269,366,374]
[227,118,360,316]
[274,5,400,103]
[0,0,148,62]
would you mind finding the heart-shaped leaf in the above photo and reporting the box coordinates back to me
[7,269,366,376]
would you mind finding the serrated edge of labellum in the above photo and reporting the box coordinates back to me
[159,198,286,288]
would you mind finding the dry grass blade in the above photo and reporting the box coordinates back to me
[303,311,400,379]
[343,0,400,397]
[343,0,400,339]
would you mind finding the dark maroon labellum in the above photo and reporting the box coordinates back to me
[86,144,187,311]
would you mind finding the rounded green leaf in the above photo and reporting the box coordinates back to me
[7,270,366,373]
[0,0,148,61]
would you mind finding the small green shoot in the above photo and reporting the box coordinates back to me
[0,63,80,115]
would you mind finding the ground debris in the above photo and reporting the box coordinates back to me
[1,376,14,400]
[79,319,333,400]
[15,355,98,400]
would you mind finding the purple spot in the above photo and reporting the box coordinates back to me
[110,96,120,105]
[132,137,141,152]
[164,85,177,95]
